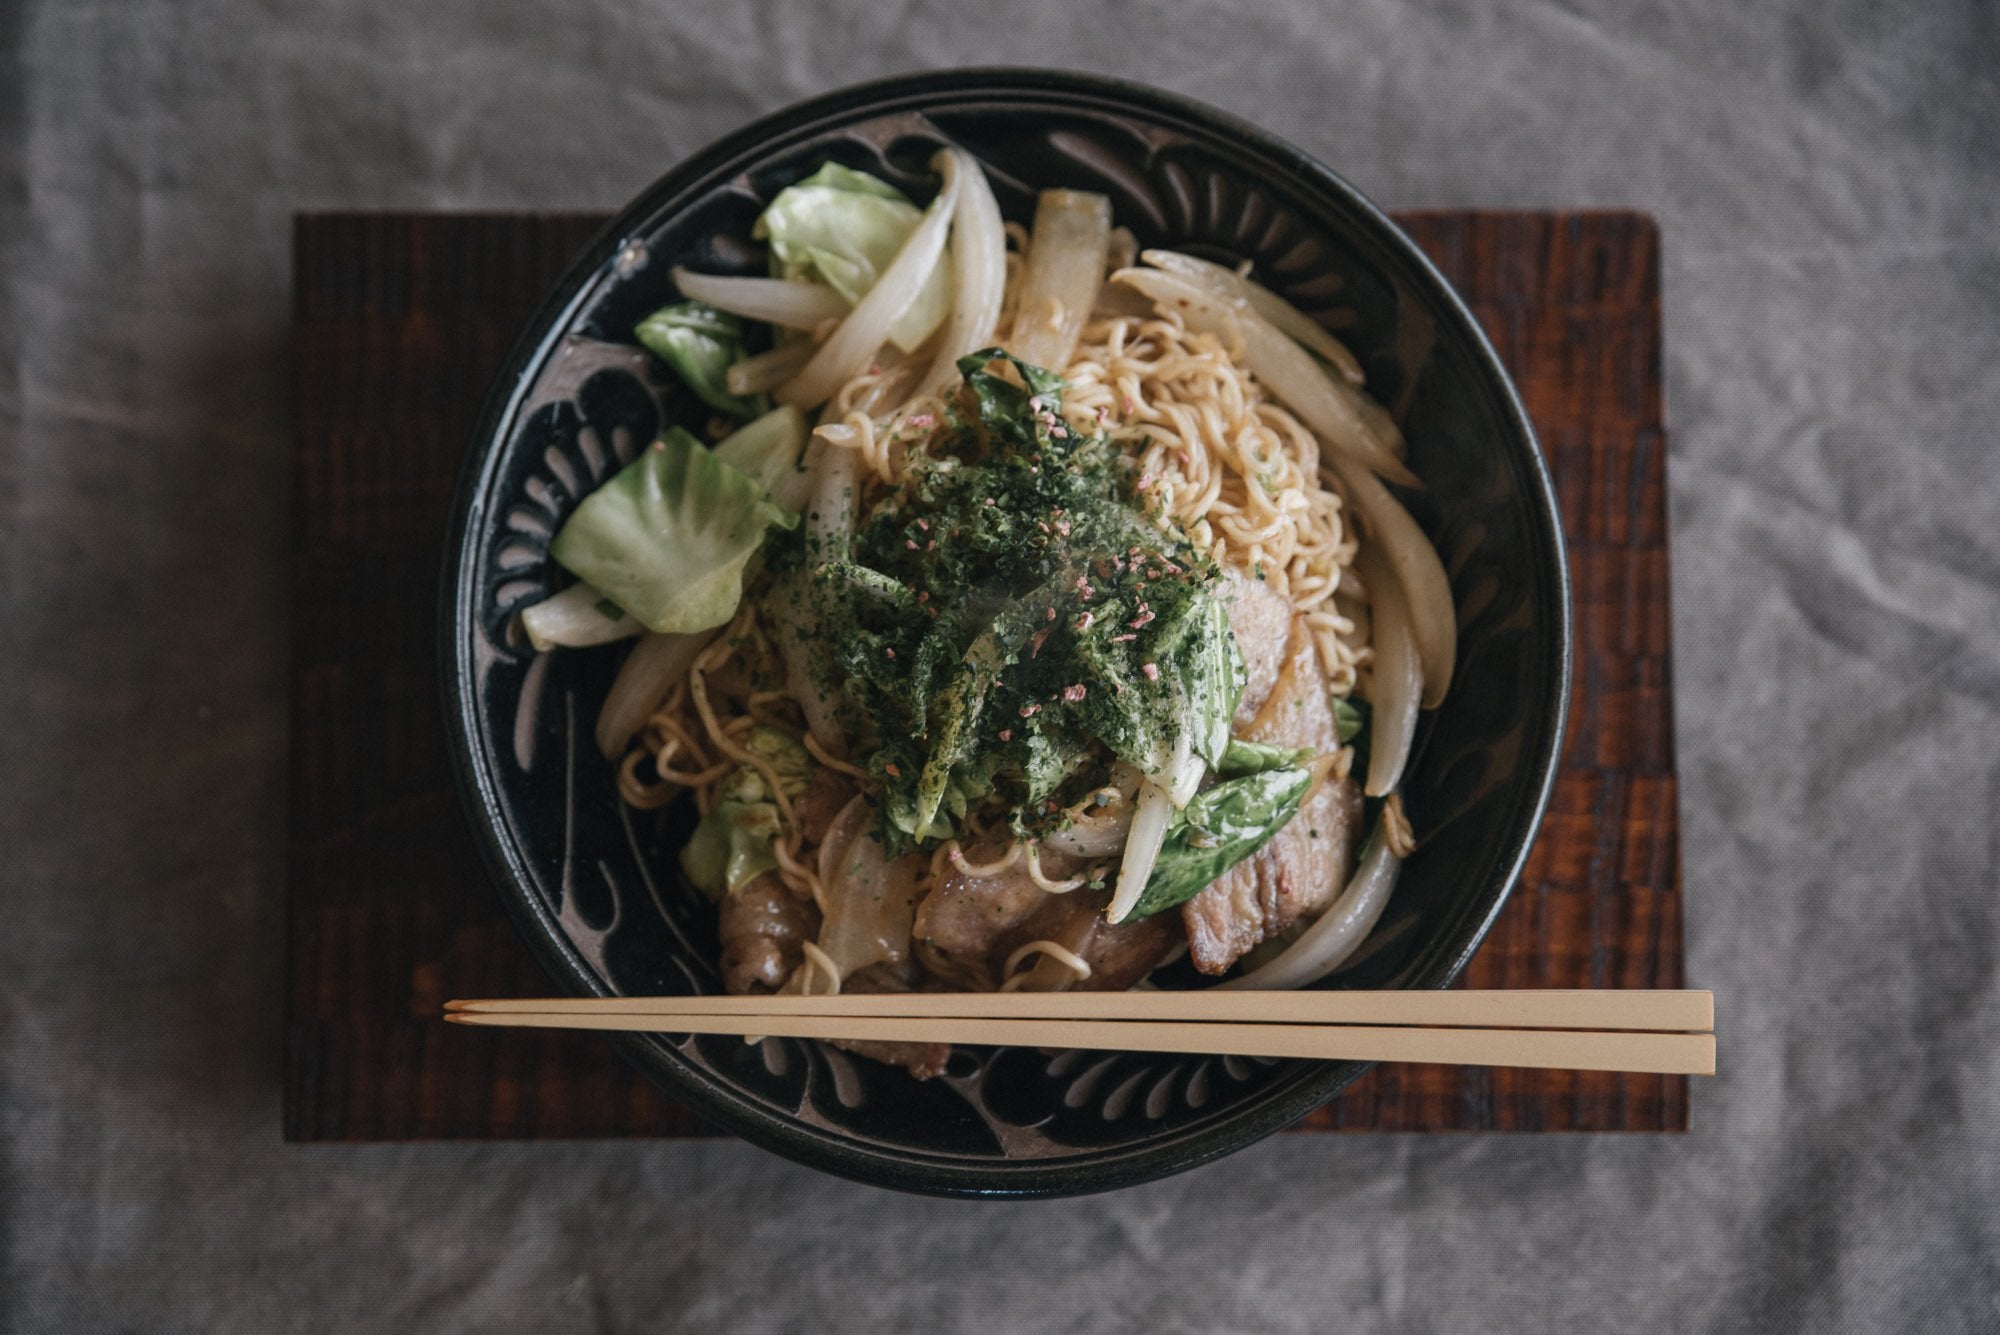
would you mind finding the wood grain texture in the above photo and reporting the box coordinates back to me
[285,210,1682,1141]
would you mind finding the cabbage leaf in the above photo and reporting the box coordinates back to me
[755,162,952,354]
[634,300,767,418]
[549,427,796,635]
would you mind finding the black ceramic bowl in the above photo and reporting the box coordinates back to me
[442,69,1569,1196]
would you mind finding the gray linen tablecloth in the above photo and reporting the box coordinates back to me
[5,2,1996,1330]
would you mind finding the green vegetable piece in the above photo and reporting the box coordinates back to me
[741,725,811,799]
[1125,766,1315,920]
[635,301,767,418]
[1178,591,1247,769]
[1218,738,1314,776]
[1332,696,1365,744]
[679,796,783,899]
[910,626,1009,839]
[549,427,797,635]
[814,560,917,613]
[712,405,809,509]
[754,162,951,353]
[909,566,1074,838]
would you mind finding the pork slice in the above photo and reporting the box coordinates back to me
[794,766,857,848]
[1220,568,1294,726]
[829,962,952,1080]
[910,840,1078,992]
[1183,615,1364,975]
[718,874,821,995]
[1015,889,1178,993]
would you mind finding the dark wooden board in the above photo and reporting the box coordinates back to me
[286,210,1681,1141]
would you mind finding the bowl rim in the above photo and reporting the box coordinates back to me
[440,66,1572,1197]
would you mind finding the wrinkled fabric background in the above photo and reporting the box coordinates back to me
[4,1,1997,1330]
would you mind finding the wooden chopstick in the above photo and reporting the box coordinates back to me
[446,988,1713,1033]
[444,1009,1714,1074]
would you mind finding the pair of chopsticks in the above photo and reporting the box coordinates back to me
[445,989,1715,1074]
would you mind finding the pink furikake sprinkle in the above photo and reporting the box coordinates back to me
[916,518,929,531]
[1055,519,1071,537]
[1029,627,1052,658]
[1049,426,1068,439]
[983,497,996,507]
[884,762,900,777]
[1111,633,1137,643]
[906,539,919,550]
[998,729,1012,742]
[1074,610,1094,632]
[1046,606,1057,621]
[1129,604,1155,629]
[884,647,896,659]
[1062,684,1087,704]
[907,413,933,429]
[1136,473,1155,492]
[1019,703,1041,718]
[1075,576,1094,598]
[1141,662,1160,681]
[917,591,928,603]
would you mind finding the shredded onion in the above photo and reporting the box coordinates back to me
[1217,826,1402,990]
[816,814,925,982]
[776,152,965,410]
[670,267,849,331]
[1110,267,1418,486]
[593,628,720,760]
[1330,455,1456,707]
[1105,779,1175,924]
[1138,248,1364,384]
[726,340,815,396]
[520,582,639,653]
[1045,801,1132,859]
[1008,189,1112,373]
[916,149,1007,398]
[1354,545,1421,795]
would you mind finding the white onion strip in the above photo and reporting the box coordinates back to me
[916,149,1007,398]
[776,152,964,410]
[1138,248,1364,384]
[726,341,815,396]
[1008,189,1112,373]
[1216,829,1402,990]
[594,628,720,760]
[670,267,849,331]
[1105,779,1175,924]
[1111,267,1418,486]
[1354,545,1422,796]
[1330,454,1456,707]
[521,581,639,653]
[1044,799,1132,858]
